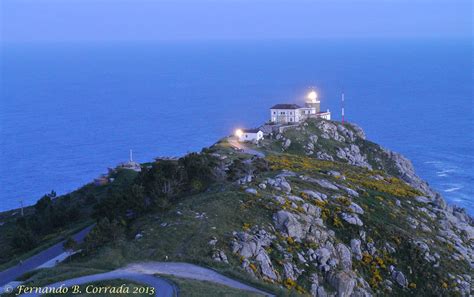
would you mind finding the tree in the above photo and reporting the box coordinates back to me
[84,218,124,253]
[63,237,78,252]
[93,191,128,221]
[180,153,215,192]
[34,195,52,214]
[11,227,38,251]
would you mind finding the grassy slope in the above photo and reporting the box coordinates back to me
[8,120,471,296]
[23,154,466,295]
[18,184,298,295]
[161,275,263,297]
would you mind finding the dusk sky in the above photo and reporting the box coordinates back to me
[1,0,472,43]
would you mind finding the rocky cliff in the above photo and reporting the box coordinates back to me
[204,118,473,296]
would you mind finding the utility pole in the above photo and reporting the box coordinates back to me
[20,200,24,217]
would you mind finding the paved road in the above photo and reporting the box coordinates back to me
[0,225,94,286]
[126,262,272,296]
[17,270,175,297]
[17,262,273,297]
[228,138,265,158]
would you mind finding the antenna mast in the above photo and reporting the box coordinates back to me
[130,149,133,162]
[341,92,345,124]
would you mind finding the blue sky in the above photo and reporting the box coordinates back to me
[1,0,472,43]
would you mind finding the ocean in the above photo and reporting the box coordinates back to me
[1,39,472,214]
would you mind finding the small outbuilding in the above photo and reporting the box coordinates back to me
[236,129,264,143]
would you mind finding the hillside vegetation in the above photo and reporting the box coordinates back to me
[5,118,473,296]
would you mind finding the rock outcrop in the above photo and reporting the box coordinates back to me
[206,118,473,296]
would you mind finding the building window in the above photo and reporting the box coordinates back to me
[280,112,285,115]
[290,112,293,115]
[273,111,276,114]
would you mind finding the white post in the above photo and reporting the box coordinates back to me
[130,149,133,162]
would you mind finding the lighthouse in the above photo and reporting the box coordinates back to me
[269,88,331,123]
[305,90,321,114]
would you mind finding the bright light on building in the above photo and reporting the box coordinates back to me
[235,129,243,137]
[307,90,318,101]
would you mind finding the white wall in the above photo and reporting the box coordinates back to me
[238,131,263,142]
[318,111,331,120]
[270,109,301,123]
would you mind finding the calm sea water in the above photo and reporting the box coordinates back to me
[1,40,473,214]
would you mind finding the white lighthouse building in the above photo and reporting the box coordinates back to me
[270,90,331,124]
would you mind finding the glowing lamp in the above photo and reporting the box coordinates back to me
[307,90,318,101]
[235,129,243,137]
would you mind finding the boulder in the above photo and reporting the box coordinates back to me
[280,180,292,193]
[336,243,353,270]
[241,259,256,277]
[367,242,377,255]
[212,250,229,263]
[415,196,431,204]
[256,249,278,281]
[348,123,366,139]
[413,240,430,253]
[315,247,332,265]
[288,195,304,202]
[238,175,253,184]
[316,151,334,161]
[350,239,362,260]
[337,124,356,142]
[341,212,363,226]
[208,237,218,246]
[336,145,372,170]
[282,261,300,281]
[317,121,346,142]
[232,230,275,259]
[384,242,396,254]
[297,252,307,264]
[328,270,357,297]
[245,188,258,195]
[302,203,321,217]
[315,179,339,190]
[302,190,327,201]
[310,273,328,297]
[391,270,408,287]
[273,195,286,205]
[349,202,364,214]
[328,170,342,178]
[277,170,297,178]
[340,186,359,197]
[273,211,304,240]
